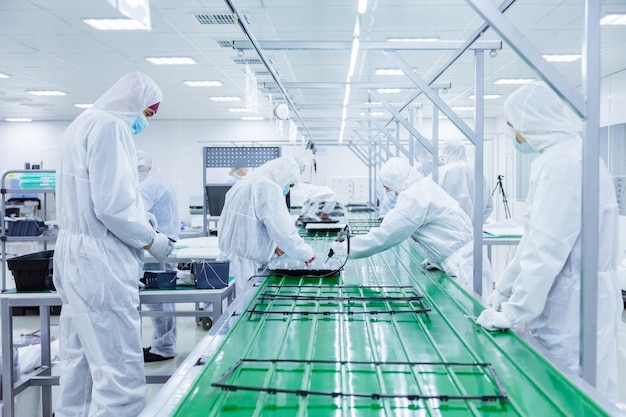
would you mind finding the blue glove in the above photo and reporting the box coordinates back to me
[476,309,512,331]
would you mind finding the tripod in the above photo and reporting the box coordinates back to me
[492,175,511,219]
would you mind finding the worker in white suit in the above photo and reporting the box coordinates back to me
[137,149,180,362]
[53,71,173,416]
[437,138,494,222]
[290,155,338,220]
[476,82,621,401]
[218,157,316,295]
[332,157,492,293]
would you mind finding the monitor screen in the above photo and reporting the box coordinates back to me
[205,184,232,216]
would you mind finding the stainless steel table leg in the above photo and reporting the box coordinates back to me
[40,305,52,417]
[2,298,15,417]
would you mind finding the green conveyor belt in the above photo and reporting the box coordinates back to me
[172,213,611,416]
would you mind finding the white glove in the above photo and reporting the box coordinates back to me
[146,212,158,230]
[147,233,174,262]
[476,309,512,331]
[330,241,348,258]
[485,290,509,311]
[420,259,441,271]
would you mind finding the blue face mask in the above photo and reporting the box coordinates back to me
[509,131,535,154]
[131,114,148,135]
[282,186,290,196]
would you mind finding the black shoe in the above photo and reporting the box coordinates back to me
[143,347,150,354]
[144,350,174,362]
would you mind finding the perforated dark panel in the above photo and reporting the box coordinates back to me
[203,147,280,168]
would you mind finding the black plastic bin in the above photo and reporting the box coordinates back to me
[192,261,230,289]
[5,219,47,236]
[141,270,177,289]
[7,250,55,292]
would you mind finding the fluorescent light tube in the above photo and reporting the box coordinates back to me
[26,90,66,96]
[5,118,32,122]
[184,81,223,87]
[600,14,626,25]
[83,18,146,30]
[494,78,534,85]
[146,57,196,65]
[542,54,581,62]
[209,96,241,102]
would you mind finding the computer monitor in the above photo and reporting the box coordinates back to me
[205,184,232,216]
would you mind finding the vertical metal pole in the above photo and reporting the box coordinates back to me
[579,0,600,387]
[473,50,485,297]
[431,94,439,183]
[2,298,15,417]
[40,304,52,416]
[202,147,208,237]
[409,108,415,164]
[395,120,401,159]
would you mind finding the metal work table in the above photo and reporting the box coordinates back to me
[0,283,235,417]
[142,213,621,416]
[482,234,522,261]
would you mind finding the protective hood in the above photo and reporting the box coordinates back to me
[440,138,467,163]
[292,155,307,173]
[254,156,301,188]
[379,157,424,193]
[92,71,162,127]
[136,149,160,182]
[503,81,582,153]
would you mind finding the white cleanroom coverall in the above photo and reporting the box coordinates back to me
[137,149,180,359]
[53,71,163,416]
[218,157,315,295]
[479,81,621,401]
[341,157,492,293]
[438,138,494,222]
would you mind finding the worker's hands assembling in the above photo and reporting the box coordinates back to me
[330,241,348,258]
[147,232,174,262]
[146,212,158,229]
[476,309,512,331]
[485,290,509,311]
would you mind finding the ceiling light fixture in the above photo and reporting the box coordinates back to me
[209,96,241,102]
[387,37,440,42]
[347,38,360,78]
[494,78,534,85]
[375,69,405,76]
[146,57,196,65]
[0,73,10,78]
[542,54,582,62]
[376,88,402,93]
[451,106,475,111]
[5,118,32,122]
[83,18,146,30]
[74,104,93,109]
[184,81,223,87]
[358,0,368,14]
[600,13,626,25]
[26,90,66,96]
[468,94,502,100]
[228,108,251,113]
[241,116,264,121]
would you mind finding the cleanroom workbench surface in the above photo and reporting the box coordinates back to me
[153,213,619,416]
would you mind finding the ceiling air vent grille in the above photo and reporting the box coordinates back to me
[233,58,263,65]
[216,40,234,48]
[255,70,270,76]
[194,14,235,25]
